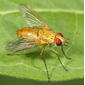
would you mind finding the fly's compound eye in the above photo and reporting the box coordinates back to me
[55,38,62,46]
[56,33,63,37]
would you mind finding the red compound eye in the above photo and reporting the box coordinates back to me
[56,38,62,46]
[56,33,63,37]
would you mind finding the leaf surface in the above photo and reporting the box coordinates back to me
[0,0,84,81]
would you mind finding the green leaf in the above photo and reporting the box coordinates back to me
[0,0,84,81]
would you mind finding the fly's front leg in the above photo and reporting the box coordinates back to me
[61,45,71,60]
[50,46,68,71]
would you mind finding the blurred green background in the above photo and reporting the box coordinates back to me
[0,75,84,85]
[0,0,84,84]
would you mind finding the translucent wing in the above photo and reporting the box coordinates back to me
[6,38,36,52]
[19,5,48,28]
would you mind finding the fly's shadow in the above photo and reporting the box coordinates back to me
[6,48,53,69]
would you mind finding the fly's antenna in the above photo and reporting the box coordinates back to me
[61,45,71,60]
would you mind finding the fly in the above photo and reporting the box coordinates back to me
[6,5,71,82]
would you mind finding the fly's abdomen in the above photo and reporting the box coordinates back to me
[17,28,38,41]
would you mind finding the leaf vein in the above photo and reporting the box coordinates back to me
[0,9,84,15]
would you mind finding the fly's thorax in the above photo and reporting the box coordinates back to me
[37,29,56,45]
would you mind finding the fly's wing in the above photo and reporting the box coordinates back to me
[6,38,36,52]
[19,5,48,28]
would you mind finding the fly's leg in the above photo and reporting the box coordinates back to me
[50,47,68,71]
[41,55,50,82]
[40,45,50,82]
[61,45,71,60]
[40,45,47,55]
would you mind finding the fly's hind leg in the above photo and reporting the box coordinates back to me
[40,45,50,82]
[40,45,47,56]
[50,46,68,71]
[41,55,50,82]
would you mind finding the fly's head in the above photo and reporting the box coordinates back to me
[55,33,68,46]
